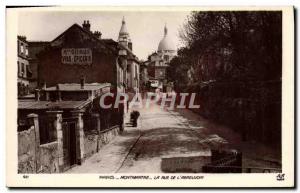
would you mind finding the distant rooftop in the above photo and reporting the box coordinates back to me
[18,100,90,110]
[45,83,111,91]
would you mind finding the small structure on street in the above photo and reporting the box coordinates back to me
[161,155,211,173]
[202,149,242,173]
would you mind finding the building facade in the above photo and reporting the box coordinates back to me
[37,21,126,94]
[139,61,149,92]
[17,36,31,96]
[27,41,50,91]
[17,20,133,173]
[17,18,145,173]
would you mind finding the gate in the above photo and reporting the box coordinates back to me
[62,117,77,171]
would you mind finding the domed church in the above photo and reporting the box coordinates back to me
[157,24,176,60]
[145,24,176,92]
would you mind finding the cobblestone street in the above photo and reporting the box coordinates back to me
[66,101,281,173]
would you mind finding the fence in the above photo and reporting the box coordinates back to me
[202,149,281,173]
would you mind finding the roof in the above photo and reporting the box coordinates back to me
[45,83,111,91]
[158,25,175,52]
[50,23,117,54]
[102,39,117,45]
[28,41,50,46]
[18,94,35,100]
[18,100,90,110]
[119,17,129,35]
[118,43,140,63]
[158,35,176,52]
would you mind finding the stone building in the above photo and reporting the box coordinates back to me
[37,20,127,95]
[17,19,136,173]
[27,41,50,91]
[146,24,176,91]
[118,17,140,94]
[17,36,31,96]
[139,61,149,93]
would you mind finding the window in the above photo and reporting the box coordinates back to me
[135,65,138,79]
[39,115,57,145]
[26,65,32,78]
[118,68,123,86]
[120,69,123,83]
[17,61,20,76]
[164,55,169,62]
[21,63,25,77]
[20,43,24,53]
[25,47,28,56]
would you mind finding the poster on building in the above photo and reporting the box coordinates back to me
[61,48,92,65]
[5,6,295,189]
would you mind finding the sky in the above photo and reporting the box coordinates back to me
[18,10,190,60]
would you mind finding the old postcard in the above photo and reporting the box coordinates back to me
[6,6,294,187]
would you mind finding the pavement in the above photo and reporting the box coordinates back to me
[171,107,282,169]
[66,100,281,173]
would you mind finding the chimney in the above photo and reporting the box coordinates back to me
[82,20,91,32]
[94,31,102,39]
[80,76,85,89]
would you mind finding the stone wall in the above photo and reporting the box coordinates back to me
[83,126,120,159]
[98,126,119,150]
[181,80,281,146]
[18,116,121,173]
[84,131,98,159]
[39,141,59,173]
[18,126,36,173]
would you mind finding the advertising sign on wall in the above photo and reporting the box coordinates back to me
[61,48,92,65]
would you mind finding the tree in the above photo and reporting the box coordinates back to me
[175,11,282,83]
[167,11,282,145]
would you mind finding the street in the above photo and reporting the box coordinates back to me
[13,8,289,187]
[67,100,281,173]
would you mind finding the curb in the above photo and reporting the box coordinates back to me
[113,114,143,173]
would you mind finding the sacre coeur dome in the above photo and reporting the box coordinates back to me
[157,25,175,52]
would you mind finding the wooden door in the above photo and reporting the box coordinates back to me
[62,120,77,171]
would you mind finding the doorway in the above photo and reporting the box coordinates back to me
[62,119,77,171]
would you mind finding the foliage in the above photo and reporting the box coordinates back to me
[167,11,282,145]
[168,11,282,91]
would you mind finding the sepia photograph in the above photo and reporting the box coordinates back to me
[6,6,294,188]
